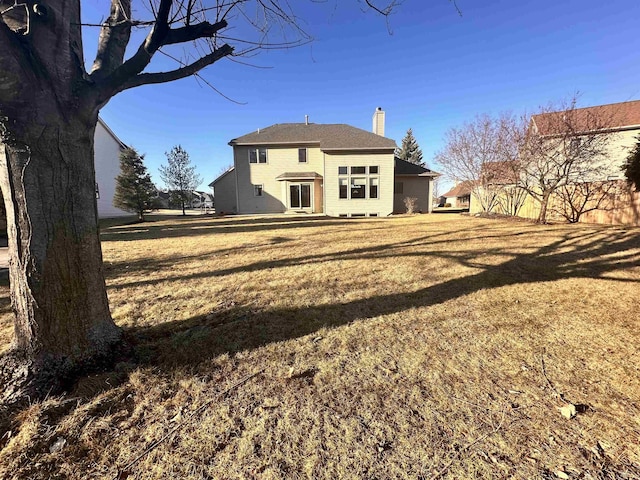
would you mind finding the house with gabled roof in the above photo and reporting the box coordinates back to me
[211,108,439,217]
[441,181,474,209]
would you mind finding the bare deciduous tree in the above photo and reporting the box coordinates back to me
[434,113,522,213]
[520,96,620,223]
[0,0,400,399]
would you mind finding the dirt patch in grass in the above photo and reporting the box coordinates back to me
[1,214,639,479]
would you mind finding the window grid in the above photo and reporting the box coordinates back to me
[338,166,379,200]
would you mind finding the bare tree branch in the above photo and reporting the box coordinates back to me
[119,43,233,91]
[90,0,132,80]
[164,20,227,45]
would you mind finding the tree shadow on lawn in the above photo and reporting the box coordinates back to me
[104,222,496,289]
[126,224,640,370]
[100,214,356,242]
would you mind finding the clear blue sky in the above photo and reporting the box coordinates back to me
[83,0,640,190]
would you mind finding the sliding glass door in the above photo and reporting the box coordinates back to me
[289,183,312,209]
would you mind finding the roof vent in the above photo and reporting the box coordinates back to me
[305,115,309,125]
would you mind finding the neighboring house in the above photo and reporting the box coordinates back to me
[191,191,214,209]
[529,100,640,182]
[94,118,130,218]
[209,167,236,214]
[469,99,640,224]
[212,108,438,217]
[441,181,474,209]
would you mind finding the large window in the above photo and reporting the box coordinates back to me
[249,148,267,164]
[338,166,379,200]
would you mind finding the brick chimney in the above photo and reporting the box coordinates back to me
[372,107,385,136]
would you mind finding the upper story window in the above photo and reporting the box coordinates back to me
[249,148,267,164]
[298,148,307,163]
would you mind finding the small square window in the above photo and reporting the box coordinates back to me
[254,184,263,197]
[369,166,379,174]
[351,166,366,174]
[338,166,348,175]
[298,148,307,163]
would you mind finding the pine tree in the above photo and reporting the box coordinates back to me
[396,128,425,166]
[113,148,158,221]
[159,145,203,216]
[623,135,640,191]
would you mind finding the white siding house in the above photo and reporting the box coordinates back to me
[94,118,129,218]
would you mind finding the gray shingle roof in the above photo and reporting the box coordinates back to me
[394,157,438,176]
[230,123,396,150]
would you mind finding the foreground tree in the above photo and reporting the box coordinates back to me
[623,136,640,191]
[114,147,158,221]
[519,97,619,223]
[0,0,400,399]
[160,145,202,216]
[435,113,523,213]
[396,128,425,166]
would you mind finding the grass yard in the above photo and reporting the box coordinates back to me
[1,213,639,479]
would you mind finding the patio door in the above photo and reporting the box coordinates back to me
[290,183,312,209]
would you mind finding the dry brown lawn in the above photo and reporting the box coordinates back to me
[1,213,639,479]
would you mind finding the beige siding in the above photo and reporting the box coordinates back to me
[213,170,237,214]
[234,145,324,214]
[393,176,433,213]
[324,152,394,217]
[601,128,638,178]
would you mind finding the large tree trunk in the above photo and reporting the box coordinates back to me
[0,114,121,399]
[0,1,122,401]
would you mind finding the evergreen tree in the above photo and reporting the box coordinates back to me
[113,148,158,221]
[159,145,203,216]
[396,128,425,166]
[623,135,640,191]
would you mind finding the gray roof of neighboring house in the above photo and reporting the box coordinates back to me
[394,157,439,176]
[229,123,397,151]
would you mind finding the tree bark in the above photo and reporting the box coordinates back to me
[537,191,551,223]
[0,115,121,398]
[0,1,125,400]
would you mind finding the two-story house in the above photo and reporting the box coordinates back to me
[211,109,438,217]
